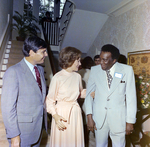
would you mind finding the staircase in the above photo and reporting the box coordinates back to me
[0,40,23,146]
[0,41,19,147]
[0,40,24,93]
[0,40,50,146]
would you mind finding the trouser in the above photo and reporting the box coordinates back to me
[95,117,125,147]
[8,129,43,147]
[8,119,45,147]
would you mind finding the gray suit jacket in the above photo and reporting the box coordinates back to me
[84,62,137,133]
[1,59,47,145]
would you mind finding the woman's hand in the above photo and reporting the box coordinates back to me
[90,91,95,99]
[80,90,95,99]
[53,114,67,131]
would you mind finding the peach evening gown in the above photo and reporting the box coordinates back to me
[46,69,86,147]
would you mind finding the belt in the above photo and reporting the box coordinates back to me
[57,101,80,124]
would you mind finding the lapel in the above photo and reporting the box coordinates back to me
[109,62,125,95]
[20,59,44,99]
[97,65,108,92]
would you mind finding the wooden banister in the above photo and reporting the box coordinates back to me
[42,25,57,75]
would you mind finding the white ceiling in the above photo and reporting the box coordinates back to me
[61,9,108,53]
[60,0,144,54]
[70,0,129,14]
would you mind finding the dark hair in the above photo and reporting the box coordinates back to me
[59,46,81,69]
[81,56,95,69]
[101,44,120,60]
[94,55,100,61]
[118,54,127,64]
[46,11,50,16]
[22,36,47,57]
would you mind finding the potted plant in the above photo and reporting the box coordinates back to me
[12,11,41,41]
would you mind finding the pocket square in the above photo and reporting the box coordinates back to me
[121,80,125,83]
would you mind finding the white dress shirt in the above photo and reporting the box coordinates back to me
[105,63,116,90]
[24,57,36,80]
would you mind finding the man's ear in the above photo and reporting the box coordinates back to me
[113,59,117,64]
[29,50,35,57]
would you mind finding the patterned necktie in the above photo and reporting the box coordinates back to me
[34,66,42,92]
[106,70,113,88]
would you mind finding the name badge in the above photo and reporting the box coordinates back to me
[114,72,123,78]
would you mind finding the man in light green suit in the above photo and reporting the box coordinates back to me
[84,44,137,147]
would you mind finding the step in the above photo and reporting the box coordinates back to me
[0,78,3,86]
[7,62,24,68]
[8,58,22,64]
[9,53,24,59]
[4,53,9,59]
[6,44,11,49]
[11,45,23,49]
[5,49,10,54]
[2,65,7,70]
[8,41,12,45]
[10,47,23,53]
[11,40,24,46]
[0,72,5,78]
[9,49,23,54]
[3,59,8,64]
[7,63,15,68]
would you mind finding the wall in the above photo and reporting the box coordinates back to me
[12,0,40,40]
[12,0,25,40]
[61,9,108,53]
[87,0,150,58]
[0,0,13,42]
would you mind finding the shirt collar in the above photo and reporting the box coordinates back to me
[24,57,35,72]
[108,62,116,77]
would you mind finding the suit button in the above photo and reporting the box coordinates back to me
[105,107,107,110]
[107,99,110,101]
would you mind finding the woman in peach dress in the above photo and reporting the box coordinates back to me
[46,47,86,147]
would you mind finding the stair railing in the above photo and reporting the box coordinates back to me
[0,14,11,71]
[58,0,74,45]
[42,19,59,46]
[41,0,75,76]
[41,0,75,47]
[42,27,57,75]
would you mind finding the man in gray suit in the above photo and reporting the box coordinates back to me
[1,36,48,147]
[84,44,137,147]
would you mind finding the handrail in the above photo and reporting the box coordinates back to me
[0,14,10,49]
[40,0,75,75]
[58,1,74,45]
[42,26,57,75]
[41,1,74,46]
[59,0,75,20]
[0,14,11,70]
